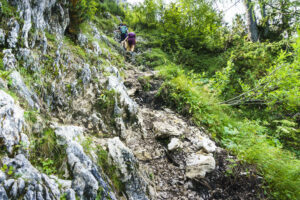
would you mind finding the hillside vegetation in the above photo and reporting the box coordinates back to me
[0,0,299,199]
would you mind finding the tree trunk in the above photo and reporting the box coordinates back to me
[259,0,269,37]
[244,0,259,42]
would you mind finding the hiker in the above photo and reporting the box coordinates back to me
[125,32,136,52]
[119,23,128,43]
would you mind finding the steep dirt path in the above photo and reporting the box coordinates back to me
[120,60,265,200]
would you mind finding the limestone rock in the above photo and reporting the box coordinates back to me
[1,154,61,199]
[17,48,38,71]
[3,49,17,70]
[92,41,102,55]
[0,78,7,89]
[7,18,19,48]
[186,153,216,179]
[107,75,138,118]
[15,0,69,35]
[9,71,40,110]
[153,121,183,137]
[0,29,5,46]
[55,125,117,200]
[80,64,92,85]
[168,138,183,151]
[0,186,8,200]
[0,90,27,154]
[78,33,88,47]
[107,137,149,200]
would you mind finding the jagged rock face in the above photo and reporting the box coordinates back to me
[1,154,66,200]
[10,0,69,34]
[7,19,19,48]
[5,0,69,48]
[80,64,92,85]
[107,74,138,118]
[107,137,149,200]
[0,28,5,46]
[17,48,39,71]
[2,49,17,70]
[9,71,40,110]
[92,41,102,55]
[55,125,117,200]
[78,33,88,47]
[0,90,28,155]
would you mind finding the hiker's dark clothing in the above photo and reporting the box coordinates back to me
[128,32,136,46]
[119,25,128,42]
[121,33,127,42]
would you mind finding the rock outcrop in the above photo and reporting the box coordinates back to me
[0,90,28,155]
[106,137,149,200]
[55,125,117,200]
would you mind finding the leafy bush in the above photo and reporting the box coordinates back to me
[97,0,125,18]
[68,0,98,35]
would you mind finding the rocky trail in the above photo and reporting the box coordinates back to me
[110,58,266,199]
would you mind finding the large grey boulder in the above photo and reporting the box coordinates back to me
[0,90,28,155]
[55,125,117,200]
[9,71,40,110]
[107,137,149,200]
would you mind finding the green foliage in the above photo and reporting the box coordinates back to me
[39,158,57,175]
[1,164,14,176]
[95,89,116,116]
[68,0,98,35]
[30,128,67,177]
[24,110,38,124]
[96,147,125,195]
[136,48,170,68]
[0,0,17,18]
[97,0,125,18]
